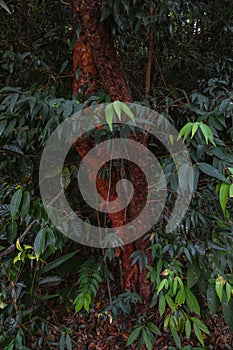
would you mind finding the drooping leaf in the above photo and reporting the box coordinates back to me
[198,163,229,183]
[219,182,230,215]
[146,322,161,336]
[142,328,152,350]
[170,327,181,349]
[66,333,72,350]
[185,319,191,338]
[226,282,232,303]
[159,294,166,316]
[193,322,204,347]
[207,284,220,314]
[229,184,233,197]
[0,119,7,136]
[165,294,176,312]
[215,277,224,302]
[10,188,23,219]
[126,326,141,346]
[187,261,201,288]
[113,100,122,120]
[59,332,65,350]
[185,287,200,315]
[222,289,233,330]
[199,123,216,146]
[191,122,199,138]
[34,228,46,256]
[39,251,77,274]
[175,287,185,305]
[178,122,193,142]
[20,191,31,219]
[105,103,114,131]
[120,103,135,123]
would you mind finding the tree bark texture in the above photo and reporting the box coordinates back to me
[72,0,151,302]
[73,0,132,102]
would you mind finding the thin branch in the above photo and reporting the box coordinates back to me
[0,189,64,260]
[145,3,155,97]
[0,220,36,259]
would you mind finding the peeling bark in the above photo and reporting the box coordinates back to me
[72,0,131,101]
[72,0,150,301]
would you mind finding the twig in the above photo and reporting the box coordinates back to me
[145,3,155,97]
[0,189,64,260]
[0,220,36,259]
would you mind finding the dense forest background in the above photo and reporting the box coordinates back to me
[0,1,233,349]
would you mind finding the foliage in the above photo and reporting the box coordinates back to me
[126,317,161,350]
[0,0,233,348]
[73,257,104,312]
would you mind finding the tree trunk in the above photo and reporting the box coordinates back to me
[72,0,131,102]
[72,0,150,302]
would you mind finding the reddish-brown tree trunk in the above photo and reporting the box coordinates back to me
[72,0,131,102]
[72,0,150,302]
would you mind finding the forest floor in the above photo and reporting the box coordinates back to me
[44,305,233,350]
[28,284,233,350]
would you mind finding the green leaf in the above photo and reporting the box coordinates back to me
[207,284,220,314]
[10,188,23,219]
[222,289,233,330]
[0,298,7,309]
[120,103,135,123]
[29,96,37,114]
[38,276,62,286]
[229,184,233,197]
[66,333,72,350]
[146,322,161,336]
[59,332,65,350]
[187,261,201,288]
[34,228,46,256]
[20,191,31,219]
[83,293,91,312]
[61,167,71,190]
[113,100,122,120]
[0,119,7,136]
[185,319,191,338]
[191,317,209,334]
[105,104,114,131]
[142,328,152,350]
[175,287,185,305]
[159,294,166,316]
[185,287,200,315]
[191,122,199,138]
[158,279,167,293]
[219,182,230,215]
[178,122,193,142]
[193,323,204,347]
[8,221,18,244]
[126,327,141,346]
[198,163,229,183]
[226,283,232,303]
[16,238,23,252]
[199,123,216,146]
[39,251,77,274]
[74,295,84,313]
[165,294,176,311]
[164,315,170,330]
[215,279,224,302]
[9,93,19,113]
[170,327,181,349]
